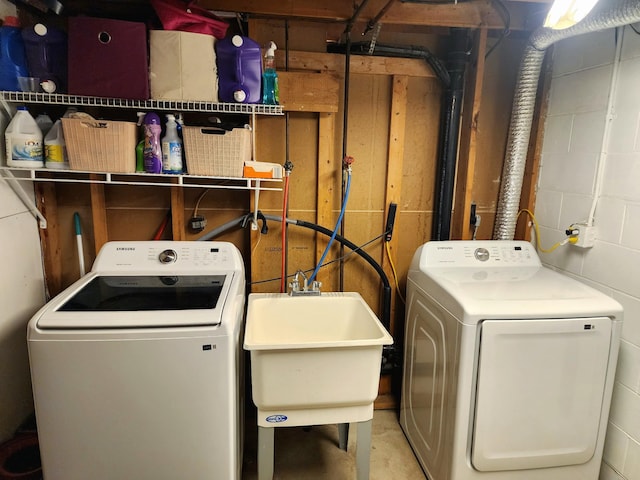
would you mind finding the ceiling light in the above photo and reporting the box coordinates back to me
[544,0,600,30]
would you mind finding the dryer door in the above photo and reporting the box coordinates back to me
[471,317,612,472]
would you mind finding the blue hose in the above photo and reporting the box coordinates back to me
[308,170,352,283]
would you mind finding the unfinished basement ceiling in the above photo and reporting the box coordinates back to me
[16,0,553,32]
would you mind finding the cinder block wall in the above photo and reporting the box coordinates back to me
[535,27,640,480]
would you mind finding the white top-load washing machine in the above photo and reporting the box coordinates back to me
[400,240,622,480]
[28,241,246,480]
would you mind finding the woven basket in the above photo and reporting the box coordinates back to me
[183,126,251,177]
[61,118,137,173]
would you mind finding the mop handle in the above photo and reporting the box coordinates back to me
[74,212,85,276]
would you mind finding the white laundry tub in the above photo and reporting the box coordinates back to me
[244,292,393,427]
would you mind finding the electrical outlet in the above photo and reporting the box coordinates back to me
[572,224,597,248]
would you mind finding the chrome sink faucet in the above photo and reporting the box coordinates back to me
[289,270,322,296]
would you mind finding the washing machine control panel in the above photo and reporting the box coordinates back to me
[420,240,541,268]
[92,241,244,273]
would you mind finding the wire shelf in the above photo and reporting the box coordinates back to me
[0,91,284,115]
[0,167,282,191]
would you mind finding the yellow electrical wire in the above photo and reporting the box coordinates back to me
[385,241,406,304]
[518,209,575,253]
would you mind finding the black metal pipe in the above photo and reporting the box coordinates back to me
[432,28,469,241]
[327,41,450,86]
[364,0,398,35]
[345,0,373,34]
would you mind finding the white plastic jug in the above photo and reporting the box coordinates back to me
[45,119,68,169]
[5,106,44,168]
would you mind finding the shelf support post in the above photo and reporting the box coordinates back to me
[0,169,47,228]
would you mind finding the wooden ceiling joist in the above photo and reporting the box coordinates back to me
[201,0,546,31]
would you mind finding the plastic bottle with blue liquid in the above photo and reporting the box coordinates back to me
[0,16,29,92]
[262,41,279,105]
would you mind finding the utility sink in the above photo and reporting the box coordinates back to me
[244,292,393,428]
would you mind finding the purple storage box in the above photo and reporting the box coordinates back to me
[67,16,149,100]
[216,35,262,104]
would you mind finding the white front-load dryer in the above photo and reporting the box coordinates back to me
[28,241,246,480]
[400,240,622,480]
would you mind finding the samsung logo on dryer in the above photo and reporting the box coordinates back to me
[116,247,136,251]
[436,246,453,250]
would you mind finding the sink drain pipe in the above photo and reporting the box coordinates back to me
[432,28,469,240]
[494,0,640,240]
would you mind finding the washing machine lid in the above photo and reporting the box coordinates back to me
[35,272,237,329]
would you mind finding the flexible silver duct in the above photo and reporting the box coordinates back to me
[493,0,640,240]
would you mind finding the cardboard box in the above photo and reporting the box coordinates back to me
[149,30,218,102]
[243,161,283,179]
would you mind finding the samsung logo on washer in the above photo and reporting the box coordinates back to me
[116,247,136,251]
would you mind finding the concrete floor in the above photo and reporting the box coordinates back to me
[242,410,427,479]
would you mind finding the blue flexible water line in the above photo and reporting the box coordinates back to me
[308,170,352,284]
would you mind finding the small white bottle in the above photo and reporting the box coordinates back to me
[44,119,69,169]
[162,114,183,174]
[5,106,44,168]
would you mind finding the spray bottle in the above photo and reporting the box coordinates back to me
[262,41,279,105]
[143,112,162,174]
[176,112,186,173]
[162,114,183,174]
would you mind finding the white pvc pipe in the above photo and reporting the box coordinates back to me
[587,26,624,226]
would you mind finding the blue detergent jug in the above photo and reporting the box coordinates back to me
[0,16,29,91]
[216,35,262,104]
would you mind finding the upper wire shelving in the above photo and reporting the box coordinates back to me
[0,91,284,115]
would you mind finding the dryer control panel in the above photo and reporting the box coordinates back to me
[91,241,244,273]
[417,240,541,269]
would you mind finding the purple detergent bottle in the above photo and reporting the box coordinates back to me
[143,112,162,173]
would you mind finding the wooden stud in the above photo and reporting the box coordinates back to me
[89,178,108,253]
[170,186,186,241]
[381,75,408,331]
[316,112,338,287]
[452,28,488,240]
[35,183,62,297]
[379,75,408,401]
